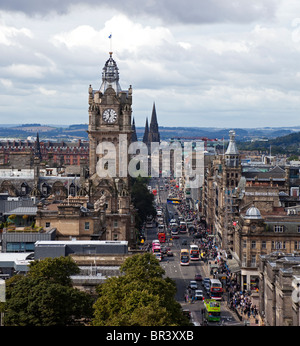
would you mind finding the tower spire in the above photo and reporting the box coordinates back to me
[143,118,149,145]
[148,102,160,143]
[131,117,138,143]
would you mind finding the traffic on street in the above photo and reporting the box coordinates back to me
[142,177,243,326]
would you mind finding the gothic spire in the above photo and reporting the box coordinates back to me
[143,118,149,144]
[131,117,138,143]
[148,102,160,143]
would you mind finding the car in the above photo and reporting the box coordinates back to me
[188,280,198,290]
[172,235,179,239]
[195,274,202,282]
[194,290,203,300]
[161,246,167,254]
[181,239,188,245]
[167,250,173,256]
[204,283,210,292]
[203,277,210,285]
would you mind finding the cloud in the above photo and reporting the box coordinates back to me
[0,1,300,128]
[38,86,57,96]
[0,23,32,46]
[0,0,278,24]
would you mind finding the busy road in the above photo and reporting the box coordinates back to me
[144,177,242,326]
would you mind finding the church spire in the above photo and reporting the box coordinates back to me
[148,102,160,143]
[131,117,138,143]
[143,118,149,145]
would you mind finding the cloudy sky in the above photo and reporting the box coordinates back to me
[1,0,300,128]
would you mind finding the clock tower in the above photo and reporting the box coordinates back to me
[87,52,134,243]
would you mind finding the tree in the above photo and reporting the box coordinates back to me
[93,253,191,326]
[131,177,157,230]
[3,257,93,326]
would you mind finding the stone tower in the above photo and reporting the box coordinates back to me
[87,52,134,243]
[224,130,241,189]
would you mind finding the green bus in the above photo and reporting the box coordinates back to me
[203,299,221,322]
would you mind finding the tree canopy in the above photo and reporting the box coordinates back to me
[3,257,93,326]
[131,177,157,230]
[92,253,191,326]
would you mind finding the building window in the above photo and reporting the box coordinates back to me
[298,226,300,233]
[114,220,118,228]
[295,241,300,250]
[242,253,247,267]
[113,233,118,241]
[262,241,266,249]
[274,225,284,233]
[273,241,283,249]
[243,239,247,248]
[251,241,256,249]
[251,255,256,267]
[84,222,90,231]
[45,222,51,228]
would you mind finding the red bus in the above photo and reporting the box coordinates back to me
[158,232,166,243]
[210,279,223,300]
[190,245,200,260]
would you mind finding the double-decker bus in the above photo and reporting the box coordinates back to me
[158,232,166,243]
[190,244,200,261]
[209,279,223,300]
[152,243,162,261]
[180,249,190,266]
[179,221,187,234]
[203,299,221,322]
[152,243,161,253]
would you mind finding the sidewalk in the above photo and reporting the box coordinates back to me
[202,260,264,326]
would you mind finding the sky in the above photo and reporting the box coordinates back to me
[1,0,300,128]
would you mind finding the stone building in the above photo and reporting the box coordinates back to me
[233,205,300,291]
[85,51,135,244]
[202,130,241,251]
[202,129,300,291]
[1,52,136,247]
[0,137,89,166]
[258,251,300,326]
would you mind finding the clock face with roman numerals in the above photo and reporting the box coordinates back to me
[102,108,117,123]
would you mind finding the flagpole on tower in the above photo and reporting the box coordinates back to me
[108,33,112,55]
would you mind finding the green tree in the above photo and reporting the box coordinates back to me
[131,177,156,229]
[27,256,80,286]
[3,257,93,326]
[93,253,191,326]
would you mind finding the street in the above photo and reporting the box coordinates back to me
[145,178,242,326]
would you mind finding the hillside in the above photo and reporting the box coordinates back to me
[0,124,299,156]
[236,131,300,155]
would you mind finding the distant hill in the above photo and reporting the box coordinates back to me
[0,124,299,156]
[237,131,300,155]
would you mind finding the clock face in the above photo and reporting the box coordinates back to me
[102,108,117,124]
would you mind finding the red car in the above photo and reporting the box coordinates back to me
[195,274,202,282]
